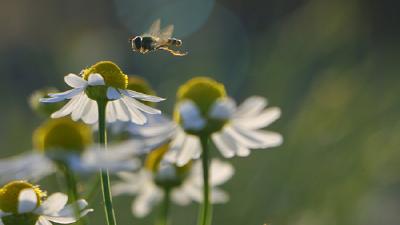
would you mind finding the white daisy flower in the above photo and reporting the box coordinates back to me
[135,77,283,166]
[112,158,234,217]
[0,181,92,225]
[40,61,165,125]
[0,118,139,184]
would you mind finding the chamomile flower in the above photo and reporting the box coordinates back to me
[0,118,139,184]
[0,180,92,225]
[112,143,234,217]
[133,77,283,166]
[40,61,165,125]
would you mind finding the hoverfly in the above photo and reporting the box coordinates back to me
[129,19,187,56]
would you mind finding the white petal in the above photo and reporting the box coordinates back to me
[210,188,229,203]
[51,93,83,118]
[123,95,161,115]
[176,135,200,166]
[121,97,147,125]
[211,133,235,158]
[71,94,88,121]
[106,101,117,123]
[47,88,84,100]
[232,125,283,148]
[81,99,98,124]
[113,100,130,122]
[36,193,68,215]
[18,188,38,213]
[43,200,93,223]
[132,185,162,217]
[234,96,267,118]
[171,188,192,206]
[209,97,236,120]
[64,74,87,88]
[107,87,121,100]
[164,129,186,163]
[178,100,206,131]
[36,217,53,225]
[209,159,234,186]
[120,89,165,102]
[0,152,55,183]
[234,107,281,129]
[87,73,105,86]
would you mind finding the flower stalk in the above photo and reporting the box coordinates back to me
[157,188,171,225]
[197,135,212,225]
[97,99,117,225]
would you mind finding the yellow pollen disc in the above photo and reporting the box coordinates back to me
[177,77,226,116]
[82,61,128,89]
[145,143,192,176]
[127,76,156,106]
[0,181,45,214]
[145,143,169,172]
[33,118,92,153]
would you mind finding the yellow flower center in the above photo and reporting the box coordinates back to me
[82,61,128,101]
[29,88,66,117]
[0,181,45,214]
[177,77,226,116]
[33,118,92,153]
[82,61,128,89]
[127,76,156,106]
[145,143,192,188]
[175,77,228,135]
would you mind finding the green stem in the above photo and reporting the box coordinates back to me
[197,135,212,225]
[97,100,117,225]
[61,164,87,225]
[156,188,171,225]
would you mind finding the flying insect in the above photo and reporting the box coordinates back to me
[129,19,187,56]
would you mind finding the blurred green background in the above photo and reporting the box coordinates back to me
[1,0,399,224]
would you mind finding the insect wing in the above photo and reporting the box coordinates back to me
[146,19,161,36]
[159,24,174,40]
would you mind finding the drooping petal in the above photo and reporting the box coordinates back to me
[120,89,165,102]
[107,87,121,100]
[35,217,52,225]
[171,188,192,206]
[176,135,201,166]
[0,152,55,183]
[234,96,267,118]
[47,88,84,100]
[71,94,88,121]
[132,184,163,217]
[18,189,38,213]
[233,107,281,129]
[87,73,105,86]
[36,193,68,215]
[51,93,83,119]
[178,100,206,131]
[121,97,147,125]
[231,125,283,148]
[42,200,93,224]
[211,133,235,158]
[123,96,161,115]
[209,159,235,186]
[64,74,87,88]
[81,99,98,124]
[113,100,130,122]
[209,97,236,120]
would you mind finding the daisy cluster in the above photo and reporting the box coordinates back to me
[0,60,282,225]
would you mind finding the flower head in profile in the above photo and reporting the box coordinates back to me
[112,143,234,217]
[0,118,139,183]
[0,180,92,225]
[40,61,165,124]
[29,87,66,117]
[134,77,283,166]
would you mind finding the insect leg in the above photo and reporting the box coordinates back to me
[159,47,188,56]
